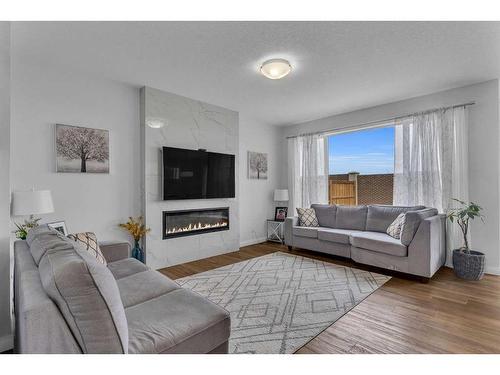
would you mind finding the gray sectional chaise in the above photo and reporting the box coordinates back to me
[14,225,230,354]
[285,204,446,278]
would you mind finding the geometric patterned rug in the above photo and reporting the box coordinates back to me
[177,252,390,353]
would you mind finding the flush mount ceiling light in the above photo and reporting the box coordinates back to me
[260,58,292,80]
[146,117,166,129]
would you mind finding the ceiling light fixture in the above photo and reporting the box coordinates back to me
[260,58,292,80]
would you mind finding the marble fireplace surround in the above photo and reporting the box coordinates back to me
[140,87,240,270]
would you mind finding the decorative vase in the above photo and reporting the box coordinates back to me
[131,240,144,263]
[452,249,485,280]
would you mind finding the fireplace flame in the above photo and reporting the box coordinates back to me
[166,220,228,235]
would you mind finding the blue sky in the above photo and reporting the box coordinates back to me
[328,126,395,175]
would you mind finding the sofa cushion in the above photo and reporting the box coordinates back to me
[107,258,149,280]
[117,270,180,308]
[126,288,230,354]
[311,204,337,228]
[292,226,318,239]
[38,244,129,353]
[350,232,407,257]
[25,224,55,245]
[400,208,438,245]
[26,225,75,265]
[67,232,107,266]
[99,241,130,263]
[296,207,319,227]
[335,205,368,230]
[317,228,362,244]
[366,205,425,233]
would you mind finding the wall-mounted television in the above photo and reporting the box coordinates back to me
[162,146,235,200]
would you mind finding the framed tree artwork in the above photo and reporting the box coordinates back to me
[55,124,110,173]
[248,151,268,179]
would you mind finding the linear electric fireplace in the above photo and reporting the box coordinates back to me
[163,207,230,239]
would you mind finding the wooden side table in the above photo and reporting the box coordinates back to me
[267,219,285,244]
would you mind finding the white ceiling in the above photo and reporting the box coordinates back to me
[11,21,500,126]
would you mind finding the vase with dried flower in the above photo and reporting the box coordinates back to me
[118,216,151,263]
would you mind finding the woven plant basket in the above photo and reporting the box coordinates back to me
[452,249,485,280]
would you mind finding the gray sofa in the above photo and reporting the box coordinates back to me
[14,225,230,354]
[285,204,446,278]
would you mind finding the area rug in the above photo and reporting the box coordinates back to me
[177,252,390,354]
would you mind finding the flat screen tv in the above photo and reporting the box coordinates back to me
[162,146,235,200]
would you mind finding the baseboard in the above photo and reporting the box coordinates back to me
[444,262,500,276]
[0,334,13,353]
[485,266,500,276]
[240,237,267,248]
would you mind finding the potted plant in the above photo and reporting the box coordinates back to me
[447,199,485,280]
[13,217,42,240]
[119,216,150,263]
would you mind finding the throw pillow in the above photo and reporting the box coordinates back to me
[386,213,406,239]
[67,232,107,265]
[296,207,319,227]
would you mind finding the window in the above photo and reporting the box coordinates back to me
[328,126,395,205]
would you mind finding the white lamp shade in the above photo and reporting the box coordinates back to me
[274,189,289,202]
[11,190,54,216]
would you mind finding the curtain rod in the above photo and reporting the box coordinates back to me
[285,101,475,139]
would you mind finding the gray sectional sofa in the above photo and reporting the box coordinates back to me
[285,204,446,278]
[14,225,230,354]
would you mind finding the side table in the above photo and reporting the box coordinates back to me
[267,219,285,244]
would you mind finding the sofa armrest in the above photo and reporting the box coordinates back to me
[284,217,299,246]
[408,214,446,277]
[401,208,439,245]
[99,241,130,263]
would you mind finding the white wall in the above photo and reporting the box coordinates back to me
[9,60,282,277]
[0,22,12,352]
[281,80,500,275]
[141,87,240,270]
[239,115,283,246]
[11,61,141,243]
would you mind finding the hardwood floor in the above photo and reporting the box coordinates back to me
[159,242,500,354]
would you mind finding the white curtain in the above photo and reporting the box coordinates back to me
[394,106,469,255]
[288,134,329,215]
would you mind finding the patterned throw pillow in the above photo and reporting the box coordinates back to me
[67,232,107,265]
[386,213,406,239]
[296,208,319,227]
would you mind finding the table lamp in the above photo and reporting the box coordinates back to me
[274,189,289,203]
[11,189,54,220]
